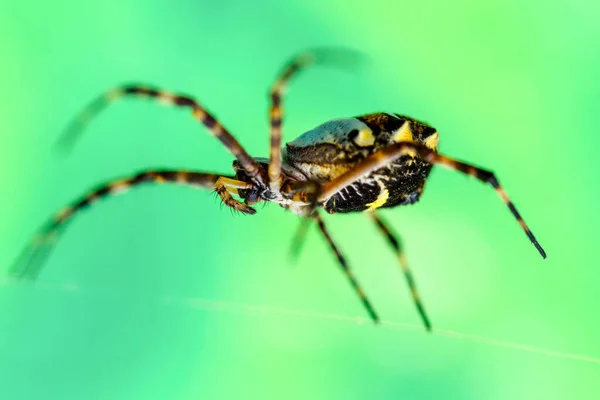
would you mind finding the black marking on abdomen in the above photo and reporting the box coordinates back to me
[324,156,432,213]
[326,180,380,213]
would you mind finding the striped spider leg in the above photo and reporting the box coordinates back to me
[285,206,432,329]
[9,170,250,280]
[317,141,546,260]
[288,217,312,262]
[368,211,431,330]
[267,48,364,193]
[314,212,380,322]
[57,83,266,185]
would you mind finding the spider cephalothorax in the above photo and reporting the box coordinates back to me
[9,49,546,331]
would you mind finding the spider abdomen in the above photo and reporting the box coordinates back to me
[285,112,438,213]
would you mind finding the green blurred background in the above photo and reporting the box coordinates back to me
[1,0,599,398]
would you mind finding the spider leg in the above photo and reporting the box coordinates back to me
[277,179,320,261]
[214,176,257,214]
[289,217,313,262]
[56,86,264,183]
[9,170,251,280]
[314,213,379,323]
[369,211,432,331]
[318,142,546,258]
[281,179,322,206]
[268,48,365,192]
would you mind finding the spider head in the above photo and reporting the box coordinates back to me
[232,158,308,206]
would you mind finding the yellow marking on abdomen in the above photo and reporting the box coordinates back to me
[353,128,375,147]
[391,121,413,143]
[424,131,439,150]
[366,179,389,210]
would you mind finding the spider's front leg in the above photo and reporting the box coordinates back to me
[9,170,252,280]
[214,177,256,215]
[56,85,265,183]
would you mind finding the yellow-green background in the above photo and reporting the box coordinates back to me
[1,1,599,399]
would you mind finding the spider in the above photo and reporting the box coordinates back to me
[8,49,546,332]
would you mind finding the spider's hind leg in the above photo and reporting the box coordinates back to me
[314,213,380,323]
[289,217,312,262]
[9,170,251,280]
[369,211,432,331]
